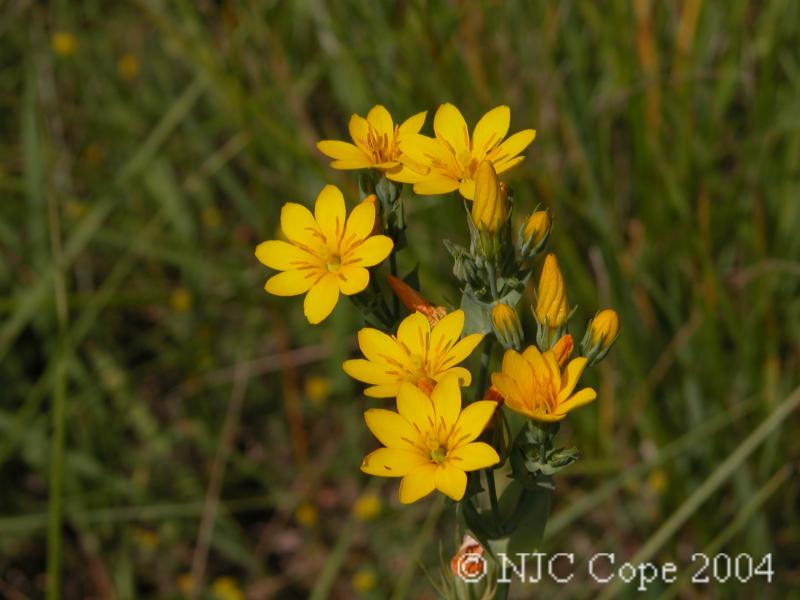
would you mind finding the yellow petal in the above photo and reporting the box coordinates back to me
[442,366,472,387]
[440,333,484,371]
[493,154,526,174]
[472,105,510,158]
[341,201,376,251]
[399,464,437,503]
[281,203,322,248]
[357,328,407,367]
[448,442,500,471]
[385,163,427,183]
[557,357,589,403]
[433,103,469,156]
[399,133,443,164]
[314,185,346,247]
[364,408,420,449]
[361,447,427,477]
[336,265,369,295]
[316,140,366,161]
[430,373,461,437]
[458,179,476,200]
[489,129,536,166]
[557,387,597,415]
[544,351,562,385]
[450,401,496,446]
[491,372,525,410]
[254,240,316,270]
[349,114,370,149]
[502,350,534,396]
[429,311,463,360]
[396,312,430,358]
[399,111,427,134]
[329,158,375,170]
[434,464,467,501]
[397,382,435,434]
[521,344,549,380]
[345,236,393,267]
[364,383,402,398]
[303,273,339,324]
[366,105,394,137]
[413,177,460,196]
[265,269,319,296]
[342,359,397,385]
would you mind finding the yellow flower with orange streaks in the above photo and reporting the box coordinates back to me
[316,105,427,181]
[255,185,393,324]
[343,309,483,398]
[401,104,536,199]
[491,345,596,422]
[360,375,499,503]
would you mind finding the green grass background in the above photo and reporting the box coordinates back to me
[1,0,799,598]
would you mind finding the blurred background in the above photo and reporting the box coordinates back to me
[2,1,799,598]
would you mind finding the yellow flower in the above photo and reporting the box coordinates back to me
[361,375,500,503]
[316,105,427,181]
[534,253,569,328]
[255,185,393,324]
[342,309,484,398]
[211,577,244,600]
[471,160,508,233]
[51,32,77,56]
[171,287,192,313]
[490,302,522,350]
[492,345,596,421]
[401,104,536,199]
[117,52,141,80]
[304,375,331,406]
[551,334,574,367]
[353,492,382,521]
[589,309,620,349]
[352,569,377,592]
[294,501,318,527]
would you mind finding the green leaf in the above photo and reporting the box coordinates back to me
[506,485,552,556]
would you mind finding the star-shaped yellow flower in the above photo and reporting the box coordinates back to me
[361,375,500,503]
[255,185,393,324]
[316,105,427,182]
[491,345,597,421]
[343,309,484,398]
[401,104,536,199]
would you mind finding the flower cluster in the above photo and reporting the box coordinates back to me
[254,103,620,593]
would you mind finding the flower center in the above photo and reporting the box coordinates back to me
[366,125,400,164]
[427,436,446,463]
[325,253,341,272]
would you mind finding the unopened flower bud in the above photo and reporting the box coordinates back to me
[534,254,571,349]
[471,160,508,234]
[551,334,574,367]
[387,275,447,327]
[519,209,551,257]
[491,302,523,350]
[581,309,620,364]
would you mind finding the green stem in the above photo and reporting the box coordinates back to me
[389,250,400,318]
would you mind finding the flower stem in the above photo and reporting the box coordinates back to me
[389,250,400,318]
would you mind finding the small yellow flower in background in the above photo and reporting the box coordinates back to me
[202,206,222,228]
[521,209,551,253]
[470,160,508,233]
[51,32,77,56]
[294,501,318,527]
[343,309,483,398]
[361,374,499,503]
[353,492,382,521]
[490,302,522,350]
[352,568,377,593]
[171,287,193,313]
[402,104,536,199]
[589,309,620,350]
[255,185,393,324]
[211,576,244,600]
[131,527,159,551]
[316,105,427,181]
[491,345,596,422]
[551,334,574,368]
[304,375,331,407]
[534,253,569,328]
[117,52,141,80]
